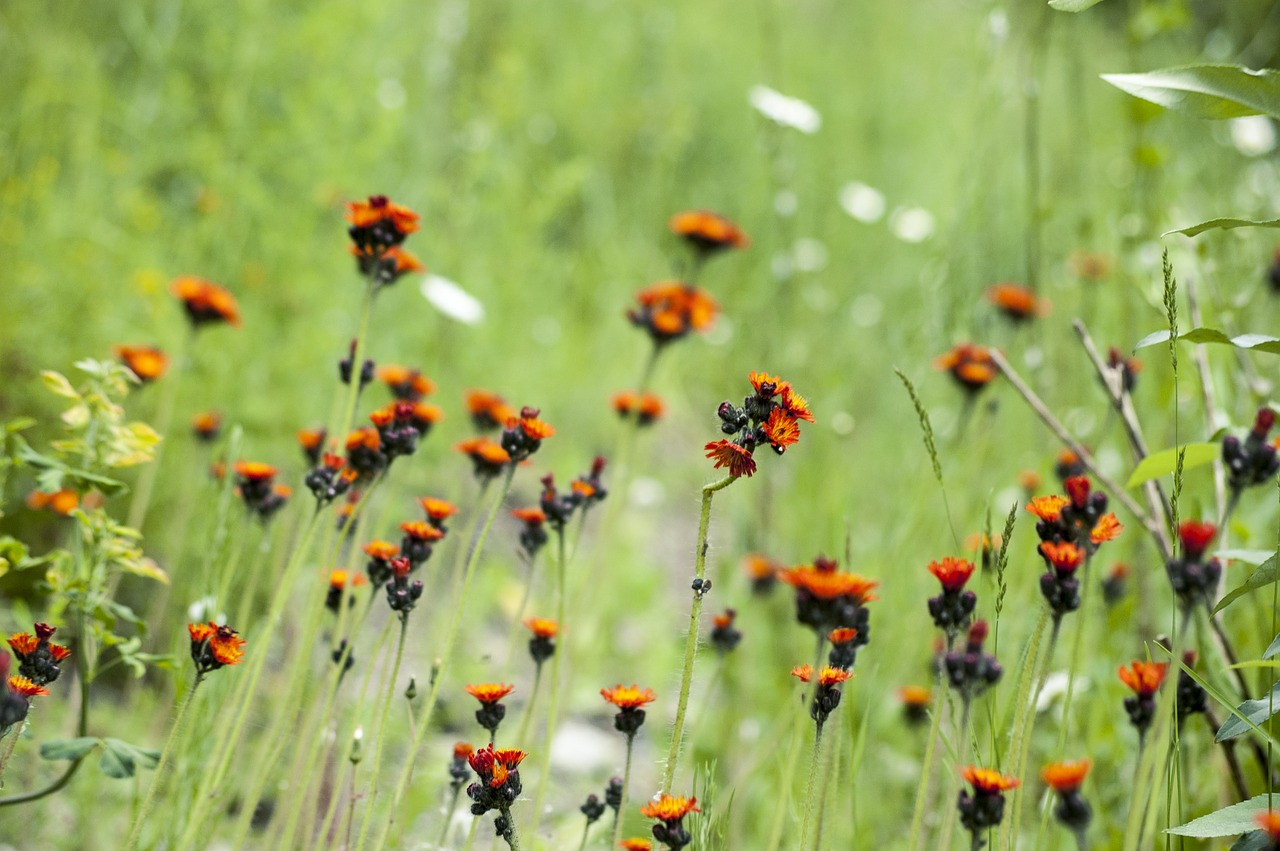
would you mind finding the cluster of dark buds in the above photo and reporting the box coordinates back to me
[601,684,656,737]
[605,776,624,813]
[898,686,932,727]
[188,621,246,677]
[1026,476,1122,558]
[709,609,742,655]
[363,540,401,586]
[791,664,854,727]
[331,639,355,677]
[580,792,606,825]
[369,401,429,461]
[399,520,445,569]
[705,371,814,478]
[511,508,548,558]
[926,557,977,645]
[523,618,557,667]
[1173,650,1208,727]
[456,437,512,483]
[467,746,527,847]
[233,461,290,522]
[7,622,70,687]
[1,653,47,733]
[827,627,859,670]
[345,195,422,287]
[957,766,1020,846]
[305,453,359,505]
[1223,407,1279,499]
[1107,347,1142,393]
[338,339,375,389]
[641,794,700,850]
[1119,660,1168,742]
[1037,541,1085,620]
[384,557,424,617]
[1167,521,1222,609]
[324,570,367,612]
[449,742,475,791]
[1042,760,1092,844]
[539,457,608,532]
[612,390,665,427]
[1101,563,1128,606]
[466,683,515,742]
[501,407,556,463]
[778,557,877,649]
[943,620,1003,704]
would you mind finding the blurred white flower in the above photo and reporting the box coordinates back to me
[889,206,935,243]
[421,274,484,324]
[749,85,821,134]
[1037,671,1090,712]
[188,596,225,624]
[1230,115,1277,157]
[839,181,886,223]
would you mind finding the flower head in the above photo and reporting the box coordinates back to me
[1256,810,1280,841]
[668,210,749,254]
[188,622,246,675]
[1118,661,1167,696]
[961,766,1021,793]
[456,437,511,481]
[928,557,975,592]
[1178,520,1217,560]
[641,794,700,848]
[899,685,932,725]
[958,766,1019,839]
[601,684,657,710]
[934,343,996,392]
[704,439,757,478]
[465,389,516,432]
[742,553,781,594]
[170,276,241,328]
[986,283,1049,322]
[325,569,367,611]
[1041,759,1091,794]
[114,345,169,383]
[613,390,665,426]
[466,683,516,705]
[620,840,653,851]
[26,489,79,516]
[192,410,223,442]
[627,282,718,345]
[297,426,327,465]
[377,364,435,401]
[346,195,419,253]
[524,617,558,665]
[708,371,814,478]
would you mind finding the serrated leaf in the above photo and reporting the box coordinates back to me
[1265,633,1280,660]
[1134,327,1280,356]
[1166,794,1279,836]
[1049,0,1106,9]
[1215,681,1280,741]
[1126,443,1219,488]
[1102,65,1280,120]
[40,737,100,761]
[1215,555,1278,614]
[1165,217,1280,237]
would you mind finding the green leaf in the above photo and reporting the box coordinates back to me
[97,737,158,778]
[1166,794,1280,837]
[1215,555,1278,614]
[1215,681,1280,742]
[1165,217,1280,237]
[1049,0,1106,9]
[1134,327,1280,356]
[1126,443,1219,488]
[1101,65,1280,120]
[1265,633,1280,660]
[1217,550,1275,566]
[40,737,100,761]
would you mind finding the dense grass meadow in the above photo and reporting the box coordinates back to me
[4,0,1280,848]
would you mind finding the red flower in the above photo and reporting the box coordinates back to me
[1118,661,1167,696]
[704,439,757,478]
[961,766,1020,793]
[934,343,996,392]
[928,557,975,592]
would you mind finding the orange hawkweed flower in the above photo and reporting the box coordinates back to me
[790,664,854,687]
[170,276,241,328]
[468,745,527,789]
[600,684,657,709]
[377,364,436,401]
[1118,661,1167,696]
[640,794,700,822]
[899,685,932,708]
[466,683,515,705]
[114,345,168,383]
[934,343,996,392]
[704,439,757,478]
[191,410,222,442]
[1041,759,1091,794]
[1256,809,1280,840]
[8,676,48,698]
[928,556,975,592]
[1039,541,1084,573]
[743,552,781,592]
[465,389,516,431]
[1090,514,1123,544]
[761,408,801,453]
[668,210,749,253]
[619,839,653,851]
[26,489,79,516]
[188,621,246,675]
[233,461,278,482]
[1026,495,1068,522]
[986,282,1049,322]
[962,766,1020,793]
[456,437,511,480]
[612,390,666,426]
[778,561,879,603]
[523,617,558,638]
[298,426,327,464]
[627,282,719,344]
[346,195,419,240]
[419,497,458,528]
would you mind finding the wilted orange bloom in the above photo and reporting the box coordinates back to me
[640,794,700,822]
[8,675,49,697]
[377,364,435,400]
[346,195,419,235]
[962,766,1020,793]
[928,556,975,591]
[669,210,749,253]
[1041,759,1091,794]
[465,683,515,704]
[628,282,718,343]
[114,345,169,383]
[170,276,241,327]
[523,617,558,638]
[1026,495,1068,522]
[465,389,516,431]
[601,684,657,709]
[26,489,79,516]
[704,439,757,478]
[790,664,854,687]
[986,283,1049,322]
[934,343,996,391]
[1118,661,1167,696]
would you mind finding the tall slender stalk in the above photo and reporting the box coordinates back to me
[609,733,637,851]
[908,684,948,851]
[764,634,827,851]
[370,464,517,850]
[353,614,411,848]
[124,676,203,850]
[661,474,736,792]
[997,608,1050,850]
[125,327,192,533]
[527,528,568,838]
[798,722,825,851]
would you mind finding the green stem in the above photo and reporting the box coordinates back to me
[798,723,824,851]
[504,808,521,850]
[436,785,464,851]
[997,607,1051,851]
[527,528,569,838]
[934,699,974,851]
[370,464,517,850]
[610,734,637,851]
[764,634,827,851]
[661,474,737,793]
[513,663,544,752]
[354,614,411,848]
[907,682,947,851]
[461,815,480,851]
[125,327,191,533]
[0,723,23,787]
[124,676,203,850]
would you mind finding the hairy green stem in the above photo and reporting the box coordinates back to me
[798,723,825,851]
[354,615,411,848]
[527,528,569,838]
[124,677,203,850]
[610,733,637,851]
[907,682,947,851]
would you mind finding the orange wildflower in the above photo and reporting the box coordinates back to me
[669,210,749,253]
[704,439,757,478]
[170,276,241,328]
[8,676,49,698]
[1026,494,1068,522]
[26,489,78,516]
[346,195,419,238]
[465,683,515,705]
[523,617,558,638]
[627,282,719,343]
[114,345,168,383]
[619,840,653,851]
[1041,759,1092,794]
[928,556,975,591]
[790,664,854,687]
[600,684,657,709]
[640,794,700,822]
[986,282,1049,322]
[465,389,516,431]
[1118,661,1167,696]
[376,364,435,400]
[961,766,1020,793]
[934,343,996,392]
